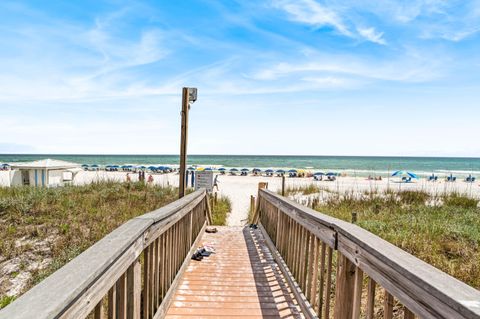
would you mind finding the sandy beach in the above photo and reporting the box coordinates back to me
[2,170,479,226]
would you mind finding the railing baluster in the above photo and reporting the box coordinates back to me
[317,241,326,315]
[366,277,376,319]
[309,237,320,311]
[323,246,333,319]
[127,260,141,319]
[384,291,394,319]
[116,273,127,319]
[352,267,364,319]
[143,246,150,319]
[108,284,116,319]
[404,307,415,319]
[94,300,104,319]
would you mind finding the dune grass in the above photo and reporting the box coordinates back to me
[0,182,178,306]
[308,190,480,289]
[210,194,231,226]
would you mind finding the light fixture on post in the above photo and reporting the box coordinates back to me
[179,87,197,198]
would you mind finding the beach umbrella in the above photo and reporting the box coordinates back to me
[204,168,213,171]
[252,168,262,172]
[276,169,285,173]
[313,172,324,176]
[91,164,99,168]
[218,168,226,171]
[187,166,195,171]
[137,165,146,169]
[265,169,274,173]
[197,167,205,171]
[392,171,418,179]
[326,172,337,176]
[230,168,239,172]
[241,168,250,172]
[288,169,297,173]
[81,164,89,168]
[148,166,157,170]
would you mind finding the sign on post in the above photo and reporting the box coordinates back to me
[195,170,213,192]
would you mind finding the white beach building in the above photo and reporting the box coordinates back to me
[9,159,82,187]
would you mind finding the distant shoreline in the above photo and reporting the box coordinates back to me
[1,154,480,177]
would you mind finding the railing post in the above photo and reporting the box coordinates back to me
[333,254,356,319]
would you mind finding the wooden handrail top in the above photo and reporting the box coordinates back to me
[259,189,480,319]
[0,189,207,319]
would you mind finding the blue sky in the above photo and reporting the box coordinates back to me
[1,0,479,156]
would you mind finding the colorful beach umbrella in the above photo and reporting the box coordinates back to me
[392,171,418,179]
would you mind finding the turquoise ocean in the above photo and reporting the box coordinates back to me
[2,154,480,177]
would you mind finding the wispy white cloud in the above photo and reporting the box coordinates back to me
[357,27,386,45]
[272,0,351,36]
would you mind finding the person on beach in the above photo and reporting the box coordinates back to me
[126,173,131,183]
[147,174,154,184]
[213,175,220,191]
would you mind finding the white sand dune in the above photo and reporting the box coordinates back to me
[1,170,479,227]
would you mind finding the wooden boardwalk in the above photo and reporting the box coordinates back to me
[165,226,304,318]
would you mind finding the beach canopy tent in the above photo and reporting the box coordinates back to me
[9,159,81,187]
[392,171,418,179]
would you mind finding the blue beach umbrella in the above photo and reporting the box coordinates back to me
[230,168,239,172]
[204,168,213,171]
[265,169,274,173]
[392,171,418,179]
[252,168,262,172]
[241,168,250,172]
[276,169,285,173]
[148,166,157,171]
[313,172,324,176]
[218,168,226,171]
[91,164,99,168]
[81,164,89,167]
[326,172,337,176]
[288,169,297,173]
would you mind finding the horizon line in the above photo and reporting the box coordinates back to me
[1,153,480,159]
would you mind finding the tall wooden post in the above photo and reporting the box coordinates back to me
[281,175,286,196]
[179,87,189,199]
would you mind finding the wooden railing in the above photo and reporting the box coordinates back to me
[255,189,480,319]
[0,189,211,319]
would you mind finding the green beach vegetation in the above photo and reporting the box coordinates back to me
[209,194,232,226]
[0,182,179,308]
[286,185,480,289]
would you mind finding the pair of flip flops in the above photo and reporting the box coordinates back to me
[191,245,216,261]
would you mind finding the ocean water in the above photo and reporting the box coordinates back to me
[2,154,480,176]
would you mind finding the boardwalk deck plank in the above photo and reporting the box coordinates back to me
[165,226,304,318]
